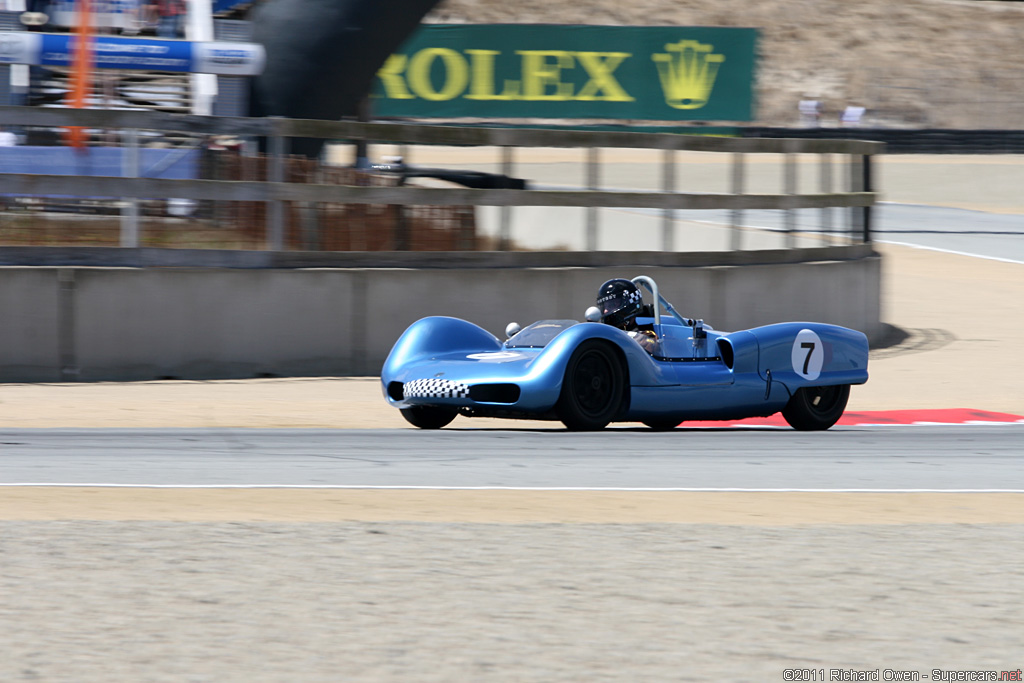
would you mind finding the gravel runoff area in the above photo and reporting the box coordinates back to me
[3,491,1023,681]
[3,521,1023,682]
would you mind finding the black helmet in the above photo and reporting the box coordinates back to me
[596,278,643,329]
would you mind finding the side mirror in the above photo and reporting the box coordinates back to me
[585,306,602,323]
[505,322,521,339]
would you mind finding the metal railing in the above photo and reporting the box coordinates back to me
[0,106,883,251]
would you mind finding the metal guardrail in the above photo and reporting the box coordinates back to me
[0,175,877,210]
[0,106,883,251]
[745,126,1024,154]
[0,106,885,153]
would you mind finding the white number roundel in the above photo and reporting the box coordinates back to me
[466,351,528,361]
[791,329,823,380]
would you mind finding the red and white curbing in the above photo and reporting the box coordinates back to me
[679,409,1024,429]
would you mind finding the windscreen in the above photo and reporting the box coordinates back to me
[505,320,579,348]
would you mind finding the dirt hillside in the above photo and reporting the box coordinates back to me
[426,0,1024,128]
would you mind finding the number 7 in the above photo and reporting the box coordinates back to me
[800,341,815,374]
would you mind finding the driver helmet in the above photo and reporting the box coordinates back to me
[596,278,643,329]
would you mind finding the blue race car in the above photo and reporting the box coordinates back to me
[381,275,869,431]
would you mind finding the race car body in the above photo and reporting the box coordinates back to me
[381,276,869,431]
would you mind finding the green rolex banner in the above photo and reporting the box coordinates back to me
[371,25,758,121]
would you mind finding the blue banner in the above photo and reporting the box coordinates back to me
[0,146,199,179]
[41,34,194,72]
[0,32,265,75]
[212,0,249,13]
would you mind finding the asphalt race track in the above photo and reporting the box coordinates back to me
[2,425,1022,490]
[609,203,1024,263]
[4,425,1023,681]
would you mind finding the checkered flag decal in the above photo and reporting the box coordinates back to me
[597,288,643,307]
[403,378,470,399]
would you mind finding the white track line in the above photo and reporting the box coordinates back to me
[608,202,1024,265]
[875,239,1024,265]
[2,483,1023,493]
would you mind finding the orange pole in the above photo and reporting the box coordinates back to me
[64,0,94,149]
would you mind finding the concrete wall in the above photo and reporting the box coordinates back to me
[0,267,63,382]
[0,247,881,382]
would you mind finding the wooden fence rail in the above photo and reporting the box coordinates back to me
[0,106,883,251]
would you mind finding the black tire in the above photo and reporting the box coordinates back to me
[642,418,681,431]
[400,405,457,429]
[557,341,625,431]
[781,384,850,431]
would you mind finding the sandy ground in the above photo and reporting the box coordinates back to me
[427,0,1024,128]
[4,521,1022,682]
[3,489,1024,524]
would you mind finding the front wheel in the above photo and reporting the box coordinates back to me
[781,385,850,431]
[556,341,625,431]
[400,406,457,429]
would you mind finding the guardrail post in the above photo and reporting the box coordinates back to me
[266,118,287,251]
[393,204,409,250]
[354,98,370,165]
[58,268,79,381]
[849,153,864,242]
[862,154,873,243]
[499,146,513,250]
[120,128,140,248]
[300,163,321,250]
[843,152,853,237]
[586,147,599,250]
[820,153,833,244]
[730,151,745,250]
[784,151,797,248]
[661,148,675,251]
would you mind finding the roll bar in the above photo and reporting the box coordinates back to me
[631,275,696,338]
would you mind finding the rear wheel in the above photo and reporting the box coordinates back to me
[557,341,624,431]
[781,384,850,431]
[400,406,457,429]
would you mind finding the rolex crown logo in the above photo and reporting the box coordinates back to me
[652,40,725,110]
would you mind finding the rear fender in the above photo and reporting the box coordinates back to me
[714,330,759,375]
[749,322,869,391]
